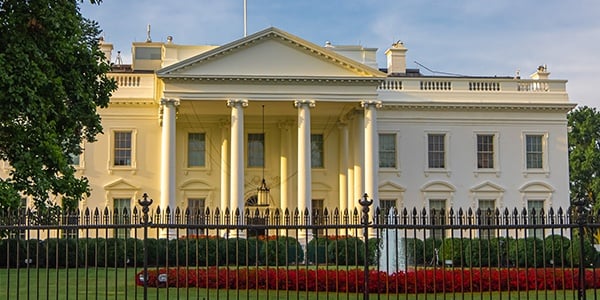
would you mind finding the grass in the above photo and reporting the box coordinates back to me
[0,267,597,299]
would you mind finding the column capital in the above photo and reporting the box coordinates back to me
[227,99,249,108]
[293,99,316,108]
[160,98,180,106]
[360,100,382,109]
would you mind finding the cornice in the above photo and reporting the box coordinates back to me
[159,75,383,85]
[380,102,576,112]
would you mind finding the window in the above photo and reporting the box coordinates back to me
[9,198,27,239]
[379,199,397,224]
[379,134,396,168]
[248,133,264,167]
[527,200,545,237]
[429,199,446,240]
[311,134,324,168]
[113,198,131,238]
[69,153,80,166]
[428,134,445,169]
[312,199,325,235]
[477,134,494,169]
[526,135,543,169]
[187,133,206,167]
[478,199,496,238]
[186,198,205,236]
[135,47,161,60]
[113,131,132,166]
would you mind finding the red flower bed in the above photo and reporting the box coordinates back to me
[136,267,600,293]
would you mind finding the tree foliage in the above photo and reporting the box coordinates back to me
[568,106,600,234]
[0,0,116,211]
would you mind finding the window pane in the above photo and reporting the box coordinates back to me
[69,153,80,166]
[187,198,206,236]
[311,134,324,168]
[526,135,543,169]
[248,133,264,167]
[478,199,496,238]
[114,131,132,166]
[188,133,206,167]
[477,134,494,169]
[428,134,445,168]
[113,198,131,238]
[527,200,545,237]
[379,134,396,168]
[429,199,446,240]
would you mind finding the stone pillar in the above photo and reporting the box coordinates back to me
[227,99,248,216]
[220,120,230,213]
[353,111,364,211]
[362,100,382,233]
[294,100,315,241]
[279,121,293,212]
[159,98,179,239]
[338,121,349,212]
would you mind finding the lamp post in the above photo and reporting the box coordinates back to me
[257,104,270,206]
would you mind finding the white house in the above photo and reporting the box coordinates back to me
[61,27,573,238]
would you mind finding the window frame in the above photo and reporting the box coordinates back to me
[247,133,265,168]
[522,132,549,175]
[425,131,450,175]
[477,199,497,239]
[311,133,324,169]
[109,129,137,172]
[112,197,131,239]
[474,132,499,175]
[378,133,398,169]
[186,132,207,168]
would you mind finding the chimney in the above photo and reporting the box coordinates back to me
[530,64,550,80]
[98,37,113,63]
[385,41,408,75]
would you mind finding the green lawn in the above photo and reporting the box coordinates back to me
[0,267,595,299]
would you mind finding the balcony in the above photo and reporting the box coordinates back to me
[378,77,569,103]
[108,73,156,101]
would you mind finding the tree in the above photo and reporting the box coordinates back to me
[568,106,600,241]
[0,0,116,212]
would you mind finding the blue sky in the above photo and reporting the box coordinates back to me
[81,0,600,108]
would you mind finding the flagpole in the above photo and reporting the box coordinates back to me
[244,0,247,37]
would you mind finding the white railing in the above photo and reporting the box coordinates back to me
[110,75,142,87]
[378,77,566,94]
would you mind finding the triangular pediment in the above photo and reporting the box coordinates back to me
[470,181,505,193]
[104,179,140,191]
[158,27,385,80]
[378,181,406,192]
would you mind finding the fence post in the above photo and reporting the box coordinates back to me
[574,199,587,300]
[359,193,373,300]
[138,193,153,300]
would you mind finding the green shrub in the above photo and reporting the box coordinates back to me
[367,238,381,265]
[464,238,496,267]
[489,237,512,267]
[567,237,597,267]
[507,237,545,267]
[327,237,365,265]
[306,237,329,264]
[401,238,424,265]
[544,235,570,267]
[259,236,303,266]
[439,238,467,267]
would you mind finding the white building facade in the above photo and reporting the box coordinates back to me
[64,27,572,236]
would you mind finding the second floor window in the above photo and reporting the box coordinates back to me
[477,134,494,169]
[248,133,264,167]
[379,133,396,168]
[114,131,132,166]
[311,134,324,168]
[428,134,445,169]
[188,133,206,167]
[526,135,543,169]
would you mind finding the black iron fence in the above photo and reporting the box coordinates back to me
[1,193,600,299]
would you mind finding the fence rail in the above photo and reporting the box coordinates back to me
[1,193,599,299]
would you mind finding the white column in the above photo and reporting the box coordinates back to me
[353,112,364,211]
[227,99,248,216]
[279,121,293,212]
[159,98,179,239]
[294,100,315,242]
[338,121,348,212]
[220,120,230,212]
[362,100,382,233]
